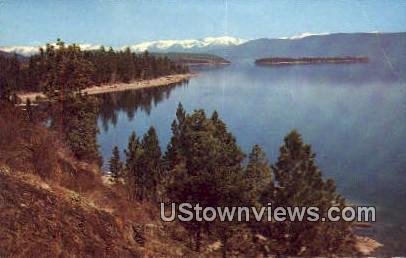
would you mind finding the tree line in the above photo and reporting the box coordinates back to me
[109,103,357,257]
[0,39,189,100]
[0,40,188,164]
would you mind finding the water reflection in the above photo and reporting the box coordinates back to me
[97,80,188,132]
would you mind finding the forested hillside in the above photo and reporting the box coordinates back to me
[0,39,188,96]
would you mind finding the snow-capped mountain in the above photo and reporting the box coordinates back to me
[125,36,246,52]
[0,43,102,56]
[0,37,246,56]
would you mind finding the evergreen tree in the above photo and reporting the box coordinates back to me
[36,40,100,162]
[0,40,188,96]
[163,103,186,170]
[271,130,355,255]
[140,126,162,200]
[245,144,272,206]
[124,131,144,201]
[41,39,95,99]
[165,105,248,253]
[124,47,135,82]
[60,93,100,162]
[0,54,20,102]
[109,146,123,181]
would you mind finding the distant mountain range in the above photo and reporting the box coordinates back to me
[0,36,245,57]
[212,32,406,62]
[126,36,246,52]
[1,33,405,71]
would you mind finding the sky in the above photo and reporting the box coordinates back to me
[1,0,406,47]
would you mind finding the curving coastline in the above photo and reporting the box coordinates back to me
[17,73,196,103]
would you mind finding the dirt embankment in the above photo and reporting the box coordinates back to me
[0,160,193,257]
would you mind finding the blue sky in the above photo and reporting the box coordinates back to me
[1,0,406,46]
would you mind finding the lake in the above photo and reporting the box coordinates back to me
[97,62,406,255]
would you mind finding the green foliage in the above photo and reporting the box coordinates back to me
[140,127,162,200]
[124,127,162,202]
[165,104,248,252]
[0,40,189,95]
[273,130,341,207]
[0,53,20,101]
[40,39,95,99]
[270,130,355,255]
[124,131,144,201]
[109,146,123,181]
[118,106,353,256]
[52,93,100,162]
[245,144,272,206]
[24,40,100,162]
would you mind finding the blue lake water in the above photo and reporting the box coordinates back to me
[97,62,406,254]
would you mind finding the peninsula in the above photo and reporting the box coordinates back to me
[17,73,195,103]
[153,52,231,66]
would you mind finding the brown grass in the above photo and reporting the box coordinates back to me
[0,102,194,257]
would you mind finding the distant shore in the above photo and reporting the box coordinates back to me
[255,56,369,66]
[18,73,196,103]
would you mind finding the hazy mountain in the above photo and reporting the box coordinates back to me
[211,32,406,66]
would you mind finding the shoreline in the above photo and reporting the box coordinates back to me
[17,73,196,103]
[255,57,369,66]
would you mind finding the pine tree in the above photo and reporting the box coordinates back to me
[140,126,162,200]
[163,103,186,170]
[0,40,188,98]
[245,144,272,206]
[41,39,94,100]
[59,93,100,162]
[0,54,20,102]
[109,146,123,181]
[125,131,144,201]
[271,130,355,255]
[165,106,248,253]
[38,40,100,162]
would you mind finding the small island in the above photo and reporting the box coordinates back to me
[255,56,369,66]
